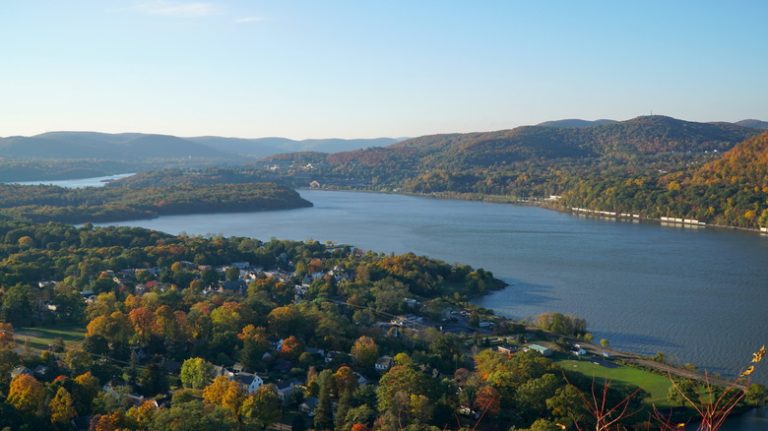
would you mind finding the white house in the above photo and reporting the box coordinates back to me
[233,373,264,394]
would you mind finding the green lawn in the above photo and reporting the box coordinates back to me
[556,358,673,407]
[15,324,86,352]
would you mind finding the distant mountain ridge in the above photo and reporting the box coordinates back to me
[734,119,768,130]
[308,116,759,172]
[536,118,618,128]
[0,131,401,161]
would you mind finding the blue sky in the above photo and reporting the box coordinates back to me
[1,0,766,139]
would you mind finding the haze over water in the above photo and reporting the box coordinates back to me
[100,189,768,384]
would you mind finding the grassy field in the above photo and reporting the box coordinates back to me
[556,357,673,407]
[15,324,86,352]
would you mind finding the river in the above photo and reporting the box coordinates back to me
[10,173,135,188]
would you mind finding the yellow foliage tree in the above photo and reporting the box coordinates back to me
[50,387,77,424]
[203,376,244,415]
[7,373,45,414]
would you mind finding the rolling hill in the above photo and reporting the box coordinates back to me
[308,116,759,173]
[0,132,400,162]
[734,119,768,130]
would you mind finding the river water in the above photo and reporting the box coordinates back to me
[10,173,135,188]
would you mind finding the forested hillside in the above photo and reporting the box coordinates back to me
[251,116,767,229]
[561,132,768,229]
[0,182,311,224]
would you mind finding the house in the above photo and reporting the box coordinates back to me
[309,180,321,189]
[525,344,553,357]
[375,356,394,372]
[232,373,264,394]
[571,344,587,357]
[478,321,495,329]
[211,365,234,379]
[10,366,32,379]
[497,344,518,355]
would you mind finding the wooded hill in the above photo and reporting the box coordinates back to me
[0,182,312,224]
[255,116,768,229]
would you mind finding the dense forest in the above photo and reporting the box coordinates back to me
[561,132,768,228]
[247,117,768,229]
[0,182,311,224]
[1,221,761,431]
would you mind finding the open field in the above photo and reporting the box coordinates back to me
[15,325,86,352]
[556,357,674,407]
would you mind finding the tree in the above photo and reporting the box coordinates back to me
[314,370,335,431]
[334,365,359,396]
[49,387,77,424]
[376,365,428,414]
[519,419,562,431]
[7,373,45,414]
[515,373,562,419]
[129,307,156,346]
[474,385,501,416]
[351,336,379,370]
[126,400,158,430]
[746,383,767,407]
[149,400,237,431]
[203,376,244,415]
[240,384,282,429]
[73,371,101,414]
[667,379,698,407]
[17,235,35,248]
[600,338,609,348]
[1,284,34,325]
[547,384,589,427]
[267,306,305,338]
[279,335,303,360]
[238,325,270,369]
[0,322,15,349]
[139,363,168,396]
[181,357,210,389]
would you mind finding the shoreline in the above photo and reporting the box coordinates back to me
[303,186,768,236]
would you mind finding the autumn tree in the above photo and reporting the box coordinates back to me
[267,306,305,338]
[50,387,77,424]
[181,357,210,389]
[7,373,45,414]
[203,376,244,415]
[240,384,282,429]
[0,322,15,349]
[334,365,359,396]
[73,371,101,415]
[351,336,379,370]
[279,335,303,360]
[238,325,271,369]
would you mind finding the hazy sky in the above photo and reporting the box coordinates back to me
[1,1,766,139]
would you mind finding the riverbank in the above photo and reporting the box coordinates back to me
[306,186,768,235]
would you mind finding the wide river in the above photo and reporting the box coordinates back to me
[97,189,767,429]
